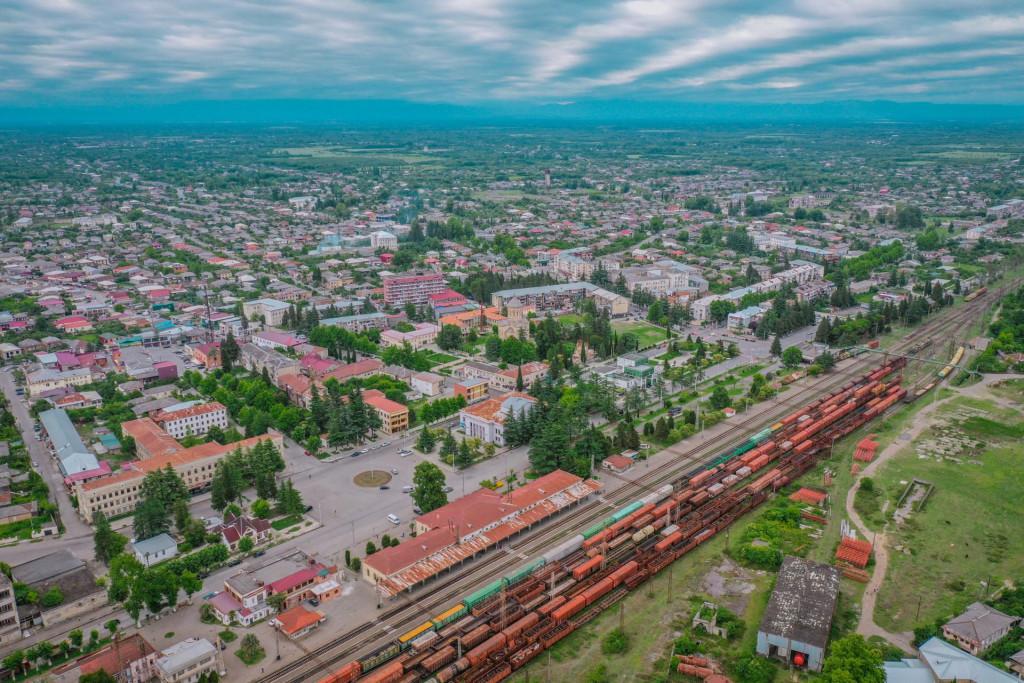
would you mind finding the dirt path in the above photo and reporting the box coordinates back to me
[843,374,1020,652]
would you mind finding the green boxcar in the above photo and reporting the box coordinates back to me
[503,558,544,588]
[464,579,504,608]
[582,519,612,539]
[610,501,644,522]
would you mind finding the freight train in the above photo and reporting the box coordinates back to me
[911,345,965,399]
[320,359,907,683]
[963,286,987,302]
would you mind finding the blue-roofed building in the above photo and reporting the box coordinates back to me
[884,637,1019,683]
[39,408,100,476]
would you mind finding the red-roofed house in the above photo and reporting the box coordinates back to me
[55,316,93,333]
[252,330,304,350]
[319,358,383,384]
[188,342,222,370]
[53,633,158,682]
[271,605,326,639]
[215,512,271,551]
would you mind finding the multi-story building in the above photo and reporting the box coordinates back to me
[75,430,282,523]
[552,248,595,281]
[0,573,21,645]
[363,390,409,434]
[25,367,93,397]
[320,312,390,333]
[210,553,340,626]
[453,378,489,404]
[383,273,447,306]
[239,343,301,382]
[460,392,537,445]
[155,638,223,683]
[691,263,824,322]
[152,402,228,439]
[370,230,398,250]
[380,322,439,350]
[241,298,290,326]
[490,361,548,391]
[491,282,629,317]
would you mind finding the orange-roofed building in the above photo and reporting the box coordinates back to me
[438,307,523,339]
[54,633,159,682]
[363,469,601,594]
[271,605,326,639]
[75,428,282,523]
[363,389,408,434]
[459,392,536,445]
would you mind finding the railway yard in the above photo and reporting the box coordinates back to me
[255,283,1014,683]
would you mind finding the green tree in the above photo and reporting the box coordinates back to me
[80,672,117,683]
[238,537,254,553]
[179,571,202,603]
[275,480,305,516]
[221,332,240,371]
[133,497,169,541]
[415,428,436,453]
[770,334,782,357]
[709,385,732,410]
[251,498,271,519]
[782,346,804,368]
[437,324,463,351]
[40,586,63,608]
[93,511,127,565]
[820,634,885,683]
[455,439,474,469]
[412,461,447,513]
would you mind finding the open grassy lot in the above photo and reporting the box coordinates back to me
[864,390,1024,633]
[425,351,458,367]
[611,320,667,350]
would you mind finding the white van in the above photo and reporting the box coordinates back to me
[387,514,401,525]
[402,485,414,494]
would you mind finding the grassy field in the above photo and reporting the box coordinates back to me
[425,351,458,367]
[864,390,1024,633]
[612,320,667,350]
[558,313,585,326]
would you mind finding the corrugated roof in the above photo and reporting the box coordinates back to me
[368,472,601,596]
[40,408,99,475]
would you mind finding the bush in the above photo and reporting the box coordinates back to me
[237,537,254,553]
[218,629,237,643]
[673,635,699,655]
[601,628,629,655]
[584,663,610,683]
[731,655,777,683]
[41,586,64,608]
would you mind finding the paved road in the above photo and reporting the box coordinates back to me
[0,366,90,538]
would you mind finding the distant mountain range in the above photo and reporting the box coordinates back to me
[1,98,1022,126]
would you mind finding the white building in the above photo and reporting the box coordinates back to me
[132,533,178,567]
[156,638,223,683]
[152,402,229,439]
[241,298,290,326]
[459,393,536,446]
[380,323,439,350]
[370,231,398,250]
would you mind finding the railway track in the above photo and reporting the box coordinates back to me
[255,283,1007,683]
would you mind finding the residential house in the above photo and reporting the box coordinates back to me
[131,533,179,567]
[155,638,223,683]
[942,602,1018,655]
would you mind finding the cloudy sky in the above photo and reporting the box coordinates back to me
[3,0,1024,105]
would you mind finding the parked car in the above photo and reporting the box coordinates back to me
[254,550,266,558]
[390,468,399,475]
[309,598,319,607]
[227,558,242,567]
[402,485,414,493]
[387,514,400,525]
[442,486,453,493]
[379,485,390,490]
[349,450,361,458]
[399,449,412,457]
